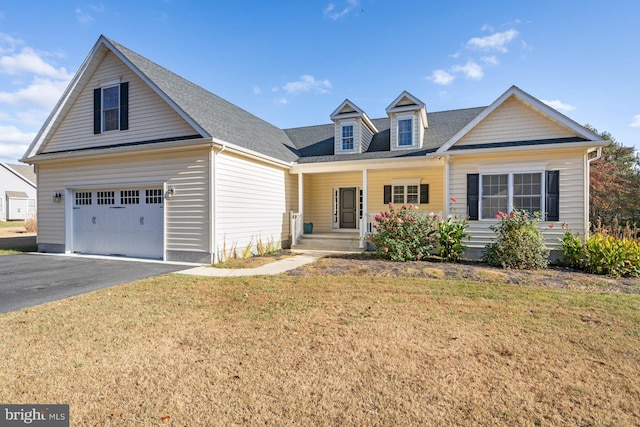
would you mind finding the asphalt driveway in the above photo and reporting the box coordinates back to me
[0,254,188,314]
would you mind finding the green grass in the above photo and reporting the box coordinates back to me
[0,220,25,229]
[0,245,37,255]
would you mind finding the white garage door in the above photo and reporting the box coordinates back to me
[73,188,164,259]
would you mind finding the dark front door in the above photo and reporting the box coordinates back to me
[339,187,357,229]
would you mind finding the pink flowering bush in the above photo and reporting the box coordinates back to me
[483,210,549,269]
[370,203,436,261]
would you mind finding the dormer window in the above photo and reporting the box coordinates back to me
[341,123,354,151]
[398,117,413,146]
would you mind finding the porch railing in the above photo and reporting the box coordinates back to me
[290,211,303,246]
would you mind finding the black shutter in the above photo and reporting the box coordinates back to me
[420,184,429,204]
[467,174,479,220]
[546,170,560,221]
[120,82,129,130]
[93,88,101,134]
[383,185,391,204]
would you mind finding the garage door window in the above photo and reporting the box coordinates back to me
[97,191,115,205]
[146,189,163,204]
[75,192,92,206]
[120,190,139,205]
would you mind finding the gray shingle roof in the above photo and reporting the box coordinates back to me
[107,38,299,163]
[108,37,488,165]
[285,107,486,163]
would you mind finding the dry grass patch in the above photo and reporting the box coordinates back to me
[212,252,295,269]
[0,275,639,426]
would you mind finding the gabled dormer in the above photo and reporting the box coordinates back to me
[330,99,378,154]
[386,91,428,151]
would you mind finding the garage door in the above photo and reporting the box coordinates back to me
[73,188,164,259]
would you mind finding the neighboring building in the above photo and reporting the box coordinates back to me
[22,35,606,262]
[0,161,37,221]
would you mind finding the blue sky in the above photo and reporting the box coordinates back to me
[0,0,638,164]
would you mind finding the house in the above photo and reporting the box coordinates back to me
[0,161,37,221]
[22,35,606,262]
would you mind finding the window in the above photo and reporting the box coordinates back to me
[102,85,120,131]
[398,117,413,146]
[97,191,115,205]
[145,189,163,204]
[120,190,139,205]
[28,199,36,213]
[480,172,543,219]
[94,82,128,134]
[341,124,354,150]
[389,184,421,204]
[75,192,92,206]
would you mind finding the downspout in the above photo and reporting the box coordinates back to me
[585,147,602,239]
[211,143,226,264]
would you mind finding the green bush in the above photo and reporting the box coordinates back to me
[483,210,549,270]
[370,203,436,261]
[560,227,640,277]
[436,216,470,262]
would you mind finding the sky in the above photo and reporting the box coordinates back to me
[0,0,639,165]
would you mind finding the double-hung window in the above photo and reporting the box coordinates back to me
[341,123,354,151]
[480,172,543,219]
[102,85,120,132]
[398,117,413,147]
[393,184,419,204]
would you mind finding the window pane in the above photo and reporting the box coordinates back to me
[398,118,413,146]
[513,173,541,214]
[341,125,354,150]
[102,86,120,131]
[393,185,404,204]
[407,185,418,204]
[482,174,508,218]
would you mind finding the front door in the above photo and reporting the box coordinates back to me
[339,187,357,229]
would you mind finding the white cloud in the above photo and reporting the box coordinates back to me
[0,33,22,54]
[275,97,288,105]
[481,55,498,65]
[429,69,455,86]
[324,0,359,20]
[452,61,484,80]
[283,74,331,95]
[0,124,36,160]
[0,77,69,107]
[481,24,494,32]
[0,47,73,79]
[467,29,519,53]
[541,99,575,113]
[75,4,105,25]
[252,86,262,95]
[629,114,640,128]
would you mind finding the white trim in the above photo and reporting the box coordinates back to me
[396,114,415,149]
[338,121,356,153]
[478,171,545,220]
[477,162,548,174]
[101,84,120,133]
[100,78,121,87]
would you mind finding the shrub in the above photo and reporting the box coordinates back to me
[483,210,549,269]
[436,198,470,262]
[560,225,640,277]
[24,213,37,233]
[370,203,436,261]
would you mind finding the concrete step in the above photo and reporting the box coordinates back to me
[292,233,362,252]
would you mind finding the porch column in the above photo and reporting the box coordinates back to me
[298,172,304,221]
[360,168,368,248]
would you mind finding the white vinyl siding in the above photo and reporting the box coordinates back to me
[455,96,576,147]
[42,51,197,154]
[448,149,588,249]
[215,152,292,259]
[35,148,210,255]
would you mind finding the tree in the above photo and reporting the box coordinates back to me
[587,125,640,229]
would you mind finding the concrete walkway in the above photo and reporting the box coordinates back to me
[176,252,327,277]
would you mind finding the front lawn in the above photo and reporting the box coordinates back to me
[0,274,638,425]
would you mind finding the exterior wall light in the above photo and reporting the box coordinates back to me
[165,186,175,200]
[53,192,63,203]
